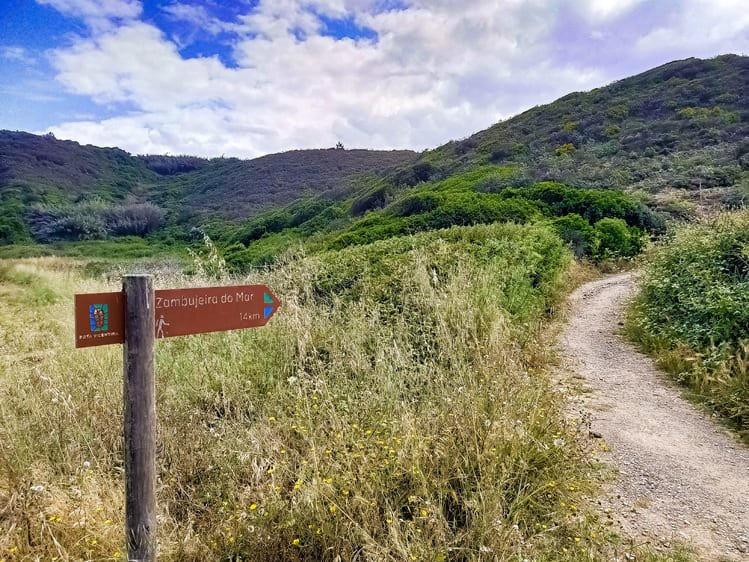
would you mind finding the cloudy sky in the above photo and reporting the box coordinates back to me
[1,0,747,158]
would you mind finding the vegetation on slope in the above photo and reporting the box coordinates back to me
[2,55,748,250]
[0,225,679,561]
[0,130,417,244]
[627,211,749,438]
[218,165,660,269]
[427,55,749,203]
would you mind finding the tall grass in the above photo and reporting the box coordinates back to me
[1,224,685,560]
[626,210,749,438]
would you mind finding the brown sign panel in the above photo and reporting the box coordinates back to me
[75,291,126,347]
[75,284,281,347]
[154,284,280,339]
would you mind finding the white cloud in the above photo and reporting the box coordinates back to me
[161,2,238,36]
[37,0,142,30]
[41,0,749,158]
[579,0,646,22]
[634,0,749,57]
[1,46,38,65]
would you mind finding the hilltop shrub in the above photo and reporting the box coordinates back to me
[103,203,165,236]
[390,192,441,217]
[628,211,749,434]
[26,201,165,242]
[551,214,644,260]
[330,195,541,250]
[350,186,392,215]
[551,214,599,258]
[593,218,645,258]
[500,182,661,231]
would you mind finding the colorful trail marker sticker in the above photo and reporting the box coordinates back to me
[75,292,125,348]
[75,284,280,347]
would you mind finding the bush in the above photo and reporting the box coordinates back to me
[104,203,165,236]
[551,214,599,258]
[26,201,164,242]
[628,211,749,434]
[593,217,644,258]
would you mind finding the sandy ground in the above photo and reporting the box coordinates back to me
[558,273,749,561]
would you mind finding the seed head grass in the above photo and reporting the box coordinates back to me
[0,224,693,560]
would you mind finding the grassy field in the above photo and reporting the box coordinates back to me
[1,224,691,561]
[627,211,749,440]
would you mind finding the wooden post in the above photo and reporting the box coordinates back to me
[123,275,157,561]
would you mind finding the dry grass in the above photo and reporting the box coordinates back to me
[1,225,693,561]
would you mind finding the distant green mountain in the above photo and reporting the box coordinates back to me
[1,54,747,249]
[0,131,416,243]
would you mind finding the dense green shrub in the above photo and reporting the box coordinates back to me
[26,201,165,242]
[0,194,32,244]
[499,182,661,231]
[628,211,749,434]
[593,217,645,258]
[551,214,599,258]
[390,192,442,217]
[350,186,392,215]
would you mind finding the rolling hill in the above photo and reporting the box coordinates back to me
[0,131,416,243]
[1,54,747,249]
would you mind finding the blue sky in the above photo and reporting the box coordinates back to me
[1,0,747,158]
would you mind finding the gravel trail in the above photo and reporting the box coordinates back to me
[559,273,749,561]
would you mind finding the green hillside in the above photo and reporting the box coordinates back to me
[0,131,416,244]
[429,54,748,198]
[1,55,747,253]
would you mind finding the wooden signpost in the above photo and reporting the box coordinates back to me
[75,277,281,561]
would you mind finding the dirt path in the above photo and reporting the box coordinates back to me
[559,273,749,561]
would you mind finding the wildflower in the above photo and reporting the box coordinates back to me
[292,538,300,546]
[104,519,112,524]
[386,518,393,524]
[229,537,235,543]
[329,505,337,514]
[249,504,257,510]
[267,468,274,474]
[420,509,428,517]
